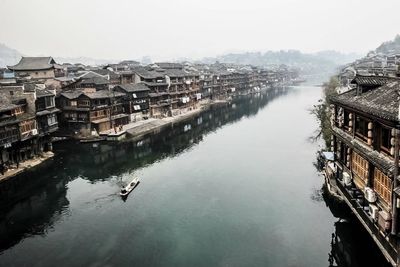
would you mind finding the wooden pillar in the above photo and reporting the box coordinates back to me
[368,122,373,146]
[391,129,396,156]
[348,113,353,133]
[346,148,351,169]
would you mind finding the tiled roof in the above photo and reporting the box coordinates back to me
[0,89,26,112]
[87,90,125,99]
[131,66,165,79]
[8,57,56,71]
[80,76,109,85]
[155,62,184,69]
[36,89,55,97]
[351,75,397,86]
[115,83,150,92]
[331,80,400,122]
[60,90,124,100]
[59,91,84,99]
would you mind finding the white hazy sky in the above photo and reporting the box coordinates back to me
[0,0,399,61]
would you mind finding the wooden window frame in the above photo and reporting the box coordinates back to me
[373,168,392,204]
[352,151,368,183]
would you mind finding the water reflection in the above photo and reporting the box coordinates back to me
[51,88,291,181]
[0,166,69,252]
[327,219,391,267]
[0,87,290,253]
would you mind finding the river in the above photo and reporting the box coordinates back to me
[0,84,391,267]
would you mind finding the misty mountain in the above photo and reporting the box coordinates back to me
[375,34,400,55]
[0,42,361,74]
[0,43,22,67]
[201,50,362,75]
[0,43,120,67]
[54,56,120,66]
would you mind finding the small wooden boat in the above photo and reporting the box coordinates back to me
[120,177,140,197]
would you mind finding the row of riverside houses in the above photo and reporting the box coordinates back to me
[324,73,400,266]
[0,56,298,177]
[339,51,400,91]
[0,58,60,175]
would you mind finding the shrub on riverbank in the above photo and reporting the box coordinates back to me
[310,76,339,148]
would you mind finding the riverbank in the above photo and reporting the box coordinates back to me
[95,99,230,141]
[0,151,54,183]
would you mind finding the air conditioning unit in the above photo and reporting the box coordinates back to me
[369,204,379,221]
[31,129,38,135]
[343,172,352,186]
[364,187,377,203]
[378,210,391,232]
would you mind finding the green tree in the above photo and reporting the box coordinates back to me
[310,76,339,148]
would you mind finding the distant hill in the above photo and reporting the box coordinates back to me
[0,42,361,74]
[0,43,120,67]
[0,43,22,67]
[200,50,362,75]
[54,56,119,66]
[375,34,400,54]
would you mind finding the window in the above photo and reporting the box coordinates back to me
[65,112,77,119]
[70,100,77,106]
[9,91,14,96]
[45,97,55,107]
[352,151,368,183]
[355,115,368,141]
[381,126,391,153]
[12,107,24,115]
[78,113,87,120]
[373,168,392,204]
[20,120,36,133]
[0,126,18,141]
[78,100,90,107]
[47,114,57,125]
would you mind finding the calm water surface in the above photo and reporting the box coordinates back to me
[0,85,390,266]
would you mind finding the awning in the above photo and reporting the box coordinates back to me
[322,152,334,161]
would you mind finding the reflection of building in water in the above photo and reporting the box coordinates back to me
[328,220,391,267]
[54,87,290,182]
[0,165,69,252]
[329,221,359,267]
